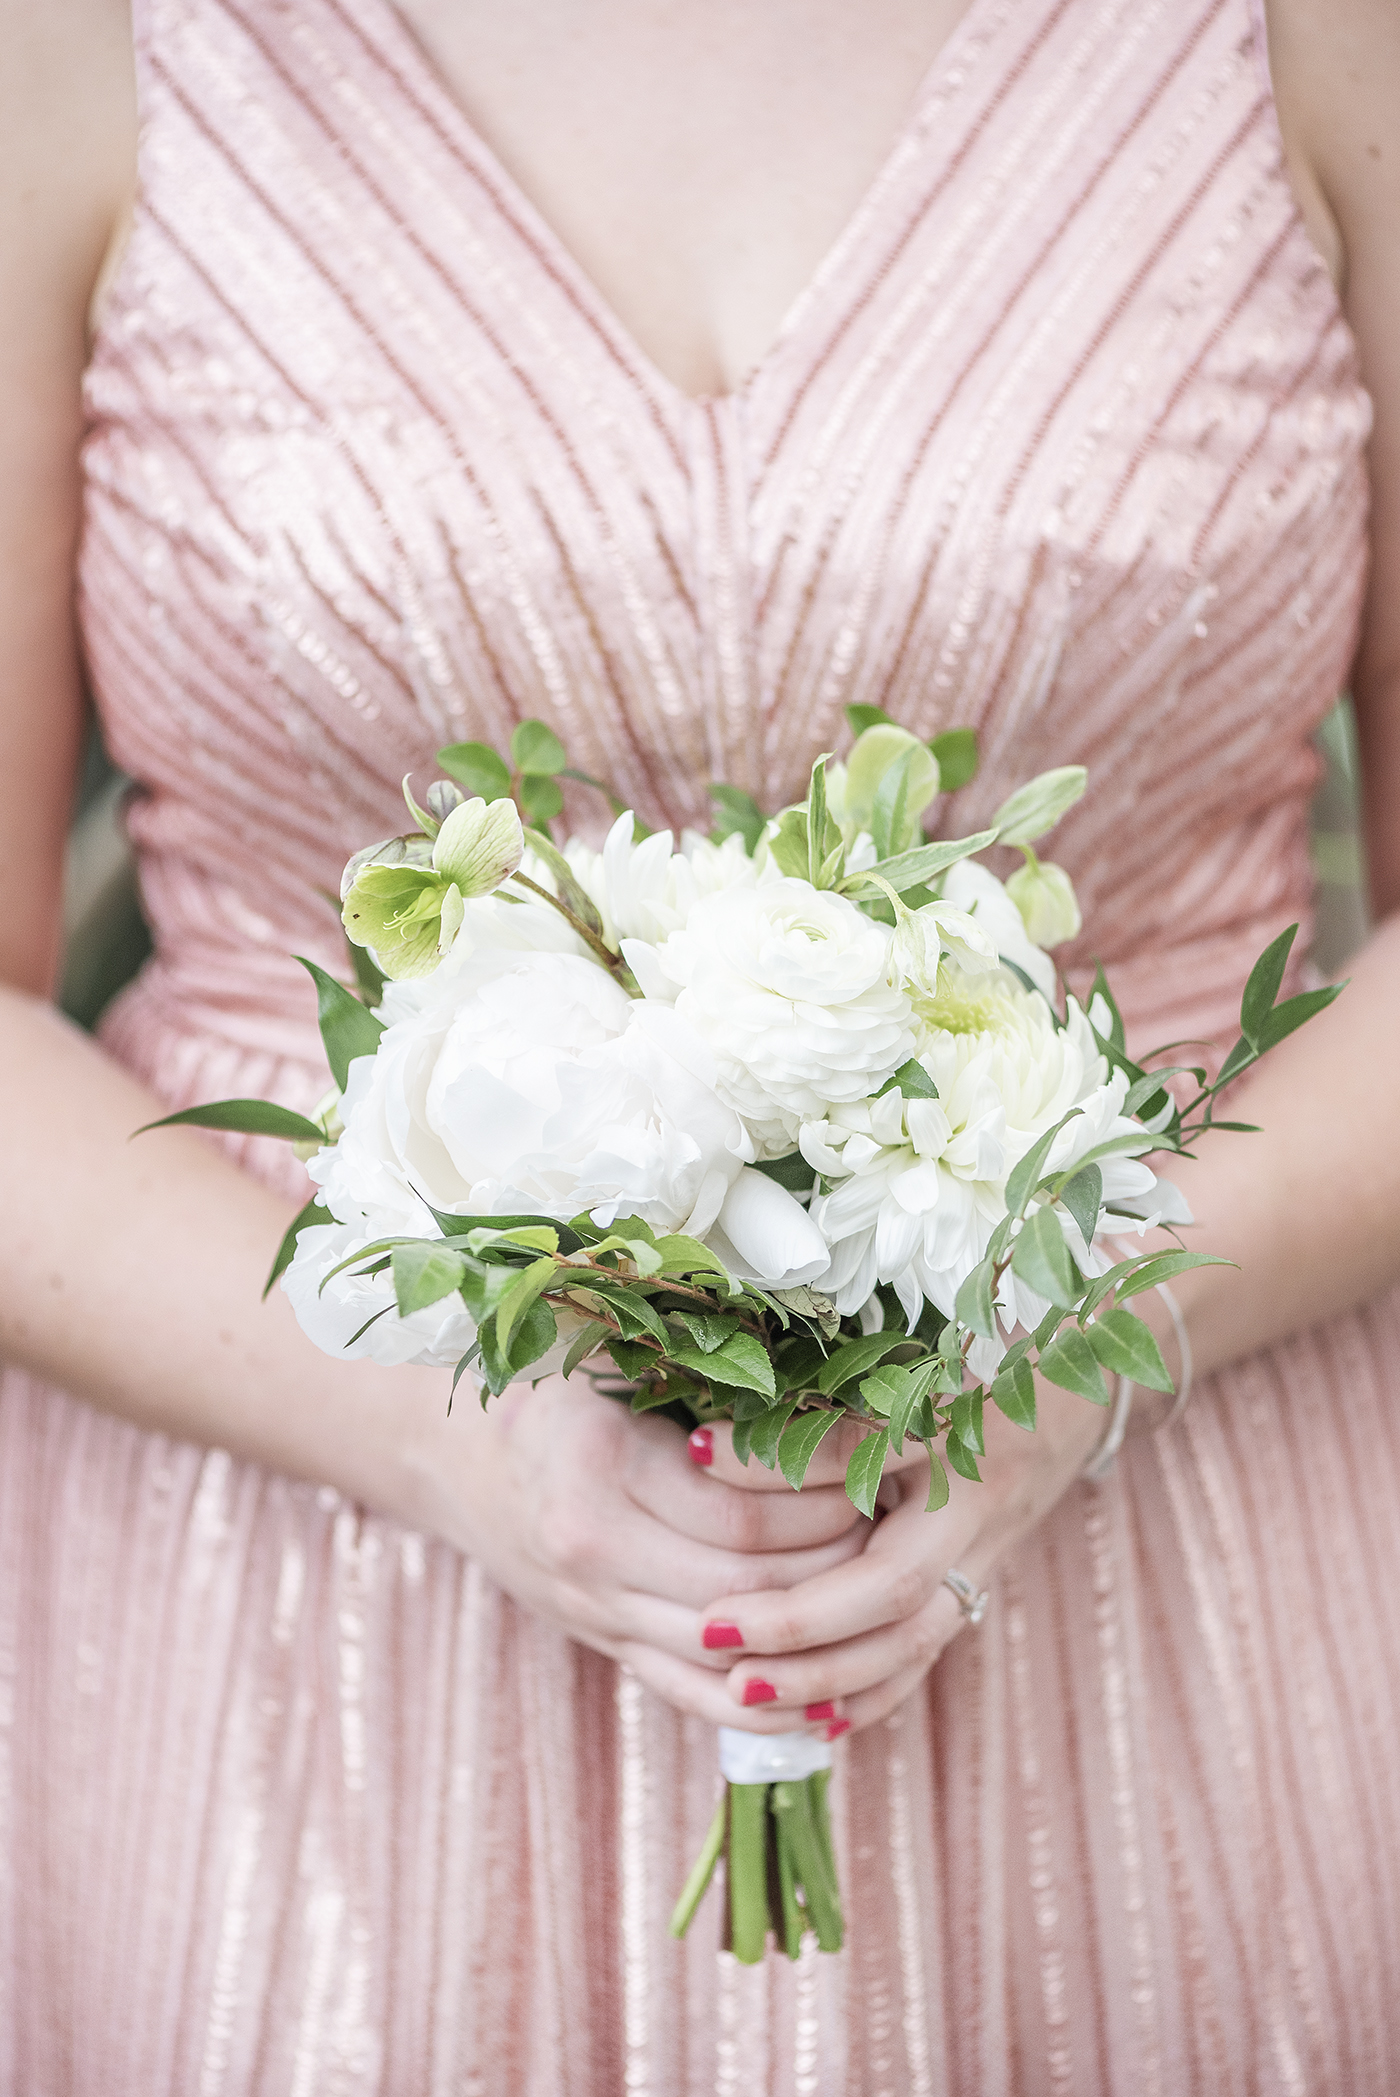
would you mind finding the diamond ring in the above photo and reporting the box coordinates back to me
[941,1566,990,1626]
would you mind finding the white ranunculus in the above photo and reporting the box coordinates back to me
[803,977,1185,1351]
[310,947,825,1288]
[639,878,917,1159]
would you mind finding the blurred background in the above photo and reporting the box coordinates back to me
[58,700,1372,1031]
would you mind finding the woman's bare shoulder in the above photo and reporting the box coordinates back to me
[1,0,136,318]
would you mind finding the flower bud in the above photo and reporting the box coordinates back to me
[1006,856,1082,947]
[890,900,999,991]
[426,779,467,823]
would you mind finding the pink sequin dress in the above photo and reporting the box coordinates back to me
[3,0,1398,2087]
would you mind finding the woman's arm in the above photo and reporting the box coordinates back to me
[0,2,865,1726]
[679,0,1400,1738]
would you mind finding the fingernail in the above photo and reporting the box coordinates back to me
[804,1701,835,1722]
[702,1622,743,1650]
[688,1428,713,1466]
[742,1679,778,1706]
[825,1718,851,1741]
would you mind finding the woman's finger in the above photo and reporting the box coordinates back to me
[625,1417,866,1550]
[714,1585,966,1710]
[695,1474,983,1656]
[612,1640,841,1734]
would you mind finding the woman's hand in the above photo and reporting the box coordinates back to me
[677,1382,1108,1735]
[402,1370,873,1729]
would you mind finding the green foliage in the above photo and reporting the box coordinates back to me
[437,741,513,801]
[1010,1203,1081,1307]
[296,956,385,1090]
[135,1098,328,1145]
[264,1195,332,1298]
[708,783,767,854]
[845,1429,890,1517]
[929,727,978,791]
[510,719,567,776]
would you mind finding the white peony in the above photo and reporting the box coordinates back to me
[636,878,918,1159]
[803,974,1188,1360]
[310,947,827,1287]
[283,1219,478,1369]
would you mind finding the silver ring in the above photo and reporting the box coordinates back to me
[942,1566,989,1626]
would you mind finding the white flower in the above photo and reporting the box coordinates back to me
[889,900,999,991]
[804,977,1186,1350]
[311,947,826,1287]
[283,1220,478,1369]
[558,813,760,955]
[282,1219,594,1376]
[641,877,917,1158]
[940,858,1057,999]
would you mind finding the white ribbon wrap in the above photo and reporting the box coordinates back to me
[717,1726,833,1785]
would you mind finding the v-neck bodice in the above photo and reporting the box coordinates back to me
[81,0,1368,1073]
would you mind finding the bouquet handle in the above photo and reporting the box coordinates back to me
[669,1729,844,1961]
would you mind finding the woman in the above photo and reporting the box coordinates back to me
[3,0,1399,2087]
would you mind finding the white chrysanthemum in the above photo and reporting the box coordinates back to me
[639,877,918,1159]
[557,812,761,952]
[310,947,827,1288]
[803,972,1188,1361]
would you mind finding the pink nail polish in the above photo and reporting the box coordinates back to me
[825,1718,851,1741]
[703,1622,743,1650]
[742,1679,778,1706]
[805,1700,835,1722]
[688,1427,713,1466]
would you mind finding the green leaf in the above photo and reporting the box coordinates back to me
[651,1233,733,1278]
[729,1415,755,1465]
[991,1355,1036,1430]
[1240,923,1297,1048]
[954,1255,997,1339]
[1038,1325,1110,1404]
[845,702,894,737]
[391,1240,469,1316]
[135,1098,329,1145]
[929,727,978,791]
[580,1284,669,1343]
[748,1397,802,1470]
[1256,982,1345,1051]
[858,1362,911,1419]
[806,754,837,886]
[1058,1165,1102,1248]
[871,745,916,861]
[752,1152,818,1192]
[478,1294,559,1392]
[295,956,385,1091]
[1011,1204,1082,1307]
[510,719,567,775]
[263,1195,333,1298]
[494,1256,561,1354]
[845,1429,890,1517]
[925,1450,950,1509]
[943,1433,982,1482]
[1086,963,1127,1053]
[1004,1109,1082,1221]
[668,1332,775,1397]
[875,1058,939,1101]
[674,1313,742,1354]
[1085,1305,1173,1392]
[437,740,513,801]
[1214,1035,1258,1088]
[606,1337,661,1380]
[561,1319,609,1378]
[886,1363,938,1453]
[708,783,767,855]
[778,1408,843,1489]
[518,772,565,823]
[1114,1250,1235,1299]
[844,828,998,898]
[950,1385,984,1454]
[990,765,1087,847]
[816,1332,908,1395]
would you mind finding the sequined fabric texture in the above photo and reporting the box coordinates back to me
[3,0,1399,2088]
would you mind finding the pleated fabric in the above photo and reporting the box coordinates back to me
[3,0,1397,2087]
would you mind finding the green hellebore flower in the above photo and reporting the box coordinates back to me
[341,798,524,980]
[1006,853,1083,948]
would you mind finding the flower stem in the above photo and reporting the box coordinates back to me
[668,1792,727,1939]
[772,1775,844,1953]
[728,1783,772,1964]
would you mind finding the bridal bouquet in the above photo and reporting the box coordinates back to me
[144,708,1338,1963]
